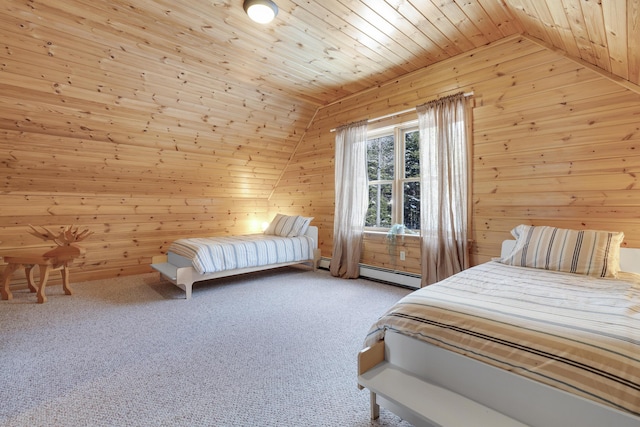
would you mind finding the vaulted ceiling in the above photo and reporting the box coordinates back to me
[2,1,639,164]
[137,0,637,106]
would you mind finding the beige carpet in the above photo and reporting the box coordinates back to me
[1,267,414,427]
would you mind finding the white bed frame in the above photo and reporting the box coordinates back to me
[357,242,640,427]
[151,226,321,299]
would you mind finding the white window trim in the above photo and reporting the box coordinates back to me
[365,119,420,232]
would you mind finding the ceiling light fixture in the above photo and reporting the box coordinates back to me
[243,0,278,24]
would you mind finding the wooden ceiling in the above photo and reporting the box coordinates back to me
[2,1,639,177]
[131,0,638,107]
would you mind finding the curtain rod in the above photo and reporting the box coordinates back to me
[330,91,474,132]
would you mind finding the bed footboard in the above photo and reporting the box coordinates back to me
[358,332,640,427]
[151,255,196,298]
[357,340,385,383]
[357,338,528,427]
[357,341,385,420]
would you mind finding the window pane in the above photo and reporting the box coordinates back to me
[367,135,394,181]
[366,183,392,227]
[404,130,420,178]
[403,181,420,230]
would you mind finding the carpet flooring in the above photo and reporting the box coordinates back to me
[1,267,414,427]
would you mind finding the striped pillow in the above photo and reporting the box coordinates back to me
[499,225,624,278]
[298,216,314,236]
[264,214,308,237]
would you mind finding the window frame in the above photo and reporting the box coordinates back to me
[365,119,420,232]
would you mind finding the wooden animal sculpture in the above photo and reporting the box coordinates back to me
[1,225,93,303]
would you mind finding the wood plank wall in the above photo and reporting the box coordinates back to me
[0,1,317,286]
[3,26,640,287]
[271,34,640,273]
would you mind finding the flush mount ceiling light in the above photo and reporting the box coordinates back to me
[243,0,278,24]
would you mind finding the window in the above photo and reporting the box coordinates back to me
[365,122,420,231]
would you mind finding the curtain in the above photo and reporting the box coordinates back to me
[417,93,470,286]
[330,119,368,278]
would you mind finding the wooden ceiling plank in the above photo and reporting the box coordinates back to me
[530,0,581,58]
[260,0,409,84]
[266,0,420,97]
[0,57,309,147]
[407,0,478,52]
[580,0,613,72]
[505,0,554,42]
[601,0,629,80]
[519,0,574,54]
[428,0,491,47]
[378,0,455,62]
[627,0,640,84]
[0,32,315,122]
[109,9,356,101]
[357,0,445,64]
[0,3,328,110]
[560,0,599,66]
[452,0,507,43]
[298,0,423,70]
[475,0,525,37]
[44,0,353,104]
[150,0,388,91]
[385,0,461,58]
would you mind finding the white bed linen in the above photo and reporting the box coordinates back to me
[168,233,315,274]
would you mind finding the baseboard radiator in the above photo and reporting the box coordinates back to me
[318,258,420,289]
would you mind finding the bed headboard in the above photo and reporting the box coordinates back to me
[500,240,640,274]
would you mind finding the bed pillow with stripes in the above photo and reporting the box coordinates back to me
[499,224,624,278]
[297,216,314,236]
[264,214,308,237]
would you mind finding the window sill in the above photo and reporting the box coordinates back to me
[364,230,420,239]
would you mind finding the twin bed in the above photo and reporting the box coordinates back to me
[358,225,640,427]
[152,214,320,299]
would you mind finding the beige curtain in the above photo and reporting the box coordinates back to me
[417,93,470,286]
[330,119,368,278]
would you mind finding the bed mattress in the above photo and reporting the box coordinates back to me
[168,233,315,274]
[364,261,640,416]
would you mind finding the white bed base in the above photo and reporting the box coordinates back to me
[151,226,321,299]
[358,242,640,427]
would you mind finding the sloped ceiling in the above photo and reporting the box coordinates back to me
[134,0,639,107]
[140,0,638,107]
[2,1,639,191]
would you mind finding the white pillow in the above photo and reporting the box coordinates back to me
[499,224,623,278]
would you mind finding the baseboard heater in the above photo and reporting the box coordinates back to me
[318,258,420,289]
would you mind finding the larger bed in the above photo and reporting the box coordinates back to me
[358,225,640,427]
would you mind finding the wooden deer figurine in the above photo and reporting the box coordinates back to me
[28,224,93,261]
[1,225,93,303]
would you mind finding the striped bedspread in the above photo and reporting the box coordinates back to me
[364,261,640,416]
[168,234,315,274]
